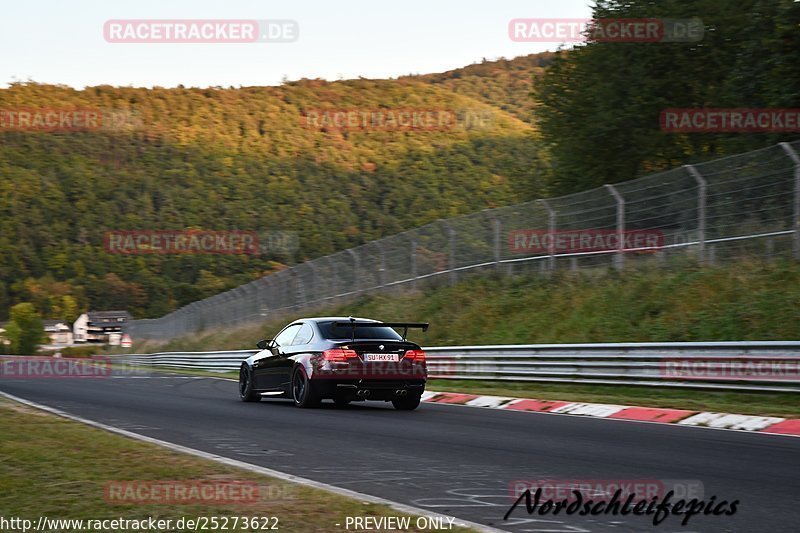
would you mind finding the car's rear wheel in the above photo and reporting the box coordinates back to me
[239,365,260,402]
[392,393,421,410]
[292,366,320,408]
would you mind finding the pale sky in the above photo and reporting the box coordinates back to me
[0,0,594,88]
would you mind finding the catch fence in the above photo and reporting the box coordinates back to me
[129,141,800,340]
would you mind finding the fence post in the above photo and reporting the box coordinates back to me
[274,273,285,311]
[347,248,360,293]
[376,241,387,289]
[538,199,556,271]
[178,306,187,337]
[292,269,303,308]
[441,220,457,285]
[411,237,418,289]
[201,300,212,331]
[220,294,231,325]
[199,301,210,334]
[310,263,320,305]
[492,217,503,272]
[492,216,501,271]
[481,209,502,272]
[604,184,625,271]
[284,272,293,309]
[241,283,256,323]
[259,277,270,316]
[278,271,290,310]
[780,142,800,260]
[254,278,263,318]
[684,165,707,264]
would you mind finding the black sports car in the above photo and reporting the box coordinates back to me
[239,317,429,410]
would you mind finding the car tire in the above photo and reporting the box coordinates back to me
[239,365,260,402]
[392,393,421,411]
[292,366,321,408]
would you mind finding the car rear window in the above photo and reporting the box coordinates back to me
[318,321,403,340]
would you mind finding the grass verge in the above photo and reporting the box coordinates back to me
[0,397,476,532]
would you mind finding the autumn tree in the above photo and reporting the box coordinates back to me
[6,303,44,355]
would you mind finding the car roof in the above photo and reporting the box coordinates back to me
[296,317,381,324]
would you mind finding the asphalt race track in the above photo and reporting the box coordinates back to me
[1,374,798,532]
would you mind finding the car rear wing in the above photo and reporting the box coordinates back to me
[332,319,429,341]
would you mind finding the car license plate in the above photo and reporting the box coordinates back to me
[363,353,399,362]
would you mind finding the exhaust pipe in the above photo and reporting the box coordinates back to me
[395,389,407,397]
[357,390,371,397]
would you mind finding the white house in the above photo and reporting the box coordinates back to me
[73,311,131,344]
[73,313,89,343]
[43,320,74,345]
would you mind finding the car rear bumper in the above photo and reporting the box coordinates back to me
[314,379,426,400]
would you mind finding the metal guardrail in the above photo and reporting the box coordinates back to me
[113,350,256,372]
[111,341,800,393]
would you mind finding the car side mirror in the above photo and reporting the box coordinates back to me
[256,339,272,350]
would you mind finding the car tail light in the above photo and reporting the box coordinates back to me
[405,349,426,362]
[323,348,358,362]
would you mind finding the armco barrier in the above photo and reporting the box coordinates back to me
[112,350,255,372]
[110,341,800,393]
